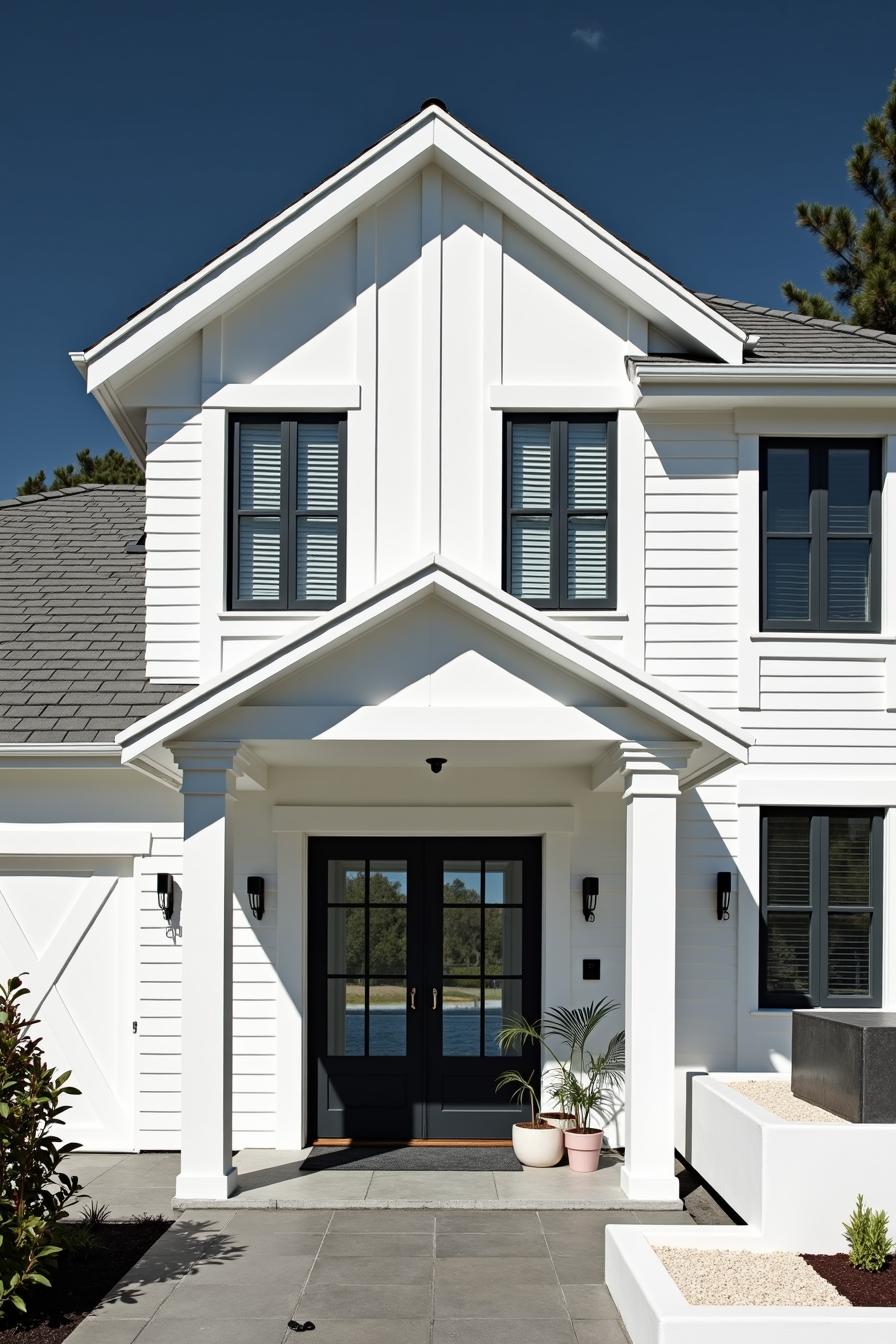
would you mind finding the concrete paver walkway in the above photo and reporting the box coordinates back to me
[68,1207,693,1344]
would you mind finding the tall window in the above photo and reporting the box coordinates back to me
[230,415,346,610]
[504,416,617,609]
[760,810,883,1009]
[761,438,881,632]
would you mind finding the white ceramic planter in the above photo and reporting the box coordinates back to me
[511,1122,565,1167]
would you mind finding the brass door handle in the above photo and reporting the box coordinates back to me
[410,987,417,1011]
[432,988,438,1010]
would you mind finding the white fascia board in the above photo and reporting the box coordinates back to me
[0,824,151,855]
[490,384,637,410]
[431,119,745,365]
[636,361,896,385]
[118,555,751,766]
[0,744,120,763]
[82,108,746,395]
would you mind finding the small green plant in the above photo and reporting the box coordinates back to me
[844,1194,894,1272]
[495,1067,544,1125]
[0,976,83,1316]
[80,1200,110,1232]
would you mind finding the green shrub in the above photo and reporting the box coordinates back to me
[0,976,83,1316]
[844,1194,894,1272]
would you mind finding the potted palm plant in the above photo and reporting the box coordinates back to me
[494,1066,565,1167]
[498,999,625,1174]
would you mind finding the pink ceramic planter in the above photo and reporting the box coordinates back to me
[564,1127,604,1172]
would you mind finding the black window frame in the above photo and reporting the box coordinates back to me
[760,437,882,633]
[759,808,883,1010]
[503,413,618,610]
[228,412,347,612]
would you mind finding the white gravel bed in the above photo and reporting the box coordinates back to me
[654,1246,849,1307]
[728,1077,848,1124]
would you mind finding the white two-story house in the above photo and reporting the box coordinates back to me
[2,101,895,1204]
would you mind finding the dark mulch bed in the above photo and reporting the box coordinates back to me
[0,1220,171,1344]
[803,1253,896,1307]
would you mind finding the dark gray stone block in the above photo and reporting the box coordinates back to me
[791,1011,896,1123]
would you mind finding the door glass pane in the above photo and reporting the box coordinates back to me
[766,815,811,903]
[826,540,870,623]
[327,908,365,974]
[766,448,809,531]
[766,538,810,622]
[369,907,407,975]
[828,816,872,905]
[238,517,281,602]
[484,860,522,905]
[765,911,811,993]
[327,978,364,1055]
[567,422,608,509]
[369,861,407,902]
[444,863,481,903]
[567,517,608,602]
[296,518,339,603]
[443,908,480,974]
[827,913,872,996]
[828,448,870,532]
[510,516,552,601]
[485,980,522,1057]
[484,908,523,976]
[368,978,406,1055]
[239,423,282,508]
[511,422,552,508]
[329,860,365,904]
[443,979,481,1055]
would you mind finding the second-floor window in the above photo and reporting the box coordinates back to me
[504,415,617,609]
[761,438,881,632]
[230,414,346,610]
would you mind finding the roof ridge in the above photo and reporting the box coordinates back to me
[0,483,145,510]
[696,292,896,347]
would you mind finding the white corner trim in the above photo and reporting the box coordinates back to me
[204,383,361,410]
[489,384,637,410]
[271,805,575,835]
[0,825,152,856]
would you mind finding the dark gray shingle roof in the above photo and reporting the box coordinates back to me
[698,294,896,364]
[0,485,189,744]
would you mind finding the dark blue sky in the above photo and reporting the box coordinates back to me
[3,0,896,498]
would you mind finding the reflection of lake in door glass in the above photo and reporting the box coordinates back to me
[327,978,364,1055]
[442,979,481,1055]
[369,978,407,1055]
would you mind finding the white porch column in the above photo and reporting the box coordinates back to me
[173,742,239,1200]
[619,742,692,1203]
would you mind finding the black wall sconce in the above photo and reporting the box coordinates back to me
[247,876,265,921]
[717,871,732,921]
[582,876,599,923]
[156,872,174,923]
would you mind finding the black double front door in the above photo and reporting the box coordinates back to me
[308,837,542,1140]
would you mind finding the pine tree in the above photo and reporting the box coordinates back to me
[782,72,896,332]
[17,448,143,496]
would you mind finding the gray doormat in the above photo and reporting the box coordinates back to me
[302,1144,523,1172]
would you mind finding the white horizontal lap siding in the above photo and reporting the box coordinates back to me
[145,409,202,683]
[643,423,739,709]
[232,889,278,1147]
[745,656,895,764]
[136,830,277,1149]
[674,781,738,1144]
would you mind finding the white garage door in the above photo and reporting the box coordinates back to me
[0,862,137,1151]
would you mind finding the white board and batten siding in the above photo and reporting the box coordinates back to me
[145,409,202,683]
[136,830,278,1150]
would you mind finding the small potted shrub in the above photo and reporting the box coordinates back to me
[498,999,625,1174]
[494,1067,565,1167]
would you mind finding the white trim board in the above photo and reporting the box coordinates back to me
[0,826,152,856]
[271,805,575,834]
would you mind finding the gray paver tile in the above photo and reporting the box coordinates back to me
[435,1257,556,1286]
[434,1323,576,1344]
[133,1319,291,1344]
[328,1209,435,1234]
[65,1321,149,1344]
[436,1211,540,1233]
[91,1280,179,1319]
[538,1211,637,1232]
[552,1253,606,1283]
[161,1282,303,1319]
[297,1284,433,1318]
[320,1232,433,1258]
[633,1210,693,1225]
[562,1284,619,1320]
[310,1255,433,1285]
[434,1281,567,1318]
[573,1322,630,1344]
[436,1230,549,1258]
[545,1227,608,1257]
[184,1252,316,1285]
[298,1324,431,1344]
[227,1210,331,1234]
